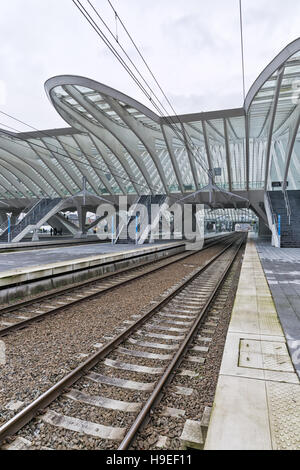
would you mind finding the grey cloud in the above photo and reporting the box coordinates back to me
[162,14,219,52]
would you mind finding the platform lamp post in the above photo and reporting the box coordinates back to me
[6,212,12,243]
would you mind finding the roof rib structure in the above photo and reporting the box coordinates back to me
[0,38,299,211]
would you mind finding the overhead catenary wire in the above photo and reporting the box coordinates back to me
[72,0,166,120]
[73,2,212,199]
[0,0,229,205]
[83,0,249,208]
[0,5,194,198]
[105,0,233,193]
[0,120,164,197]
[89,0,205,164]
[76,0,247,207]
[0,93,179,196]
[104,0,250,210]
[94,0,212,177]
[72,0,212,179]
[90,0,182,121]
[106,0,188,120]
[104,0,218,200]
[81,0,193,145]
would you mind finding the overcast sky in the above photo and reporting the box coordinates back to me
[0,0,299,132]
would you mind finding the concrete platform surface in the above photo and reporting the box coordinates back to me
[0,234,98,248]
[0,233,229,278]
[0,242,173,273]
[256,239,300,377]
[0,233,233,302]
[205,235,300,450]
[0,241,187,287]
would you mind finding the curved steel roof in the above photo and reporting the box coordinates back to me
[0,38,298,201]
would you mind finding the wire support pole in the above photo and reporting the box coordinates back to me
[239,0,246,102]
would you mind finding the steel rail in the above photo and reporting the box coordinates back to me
[0,235,231,314]
[0,234,237,337]
[118,234,245,449]
[0,234,243,444]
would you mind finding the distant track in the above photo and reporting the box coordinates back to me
[0,235,236,337]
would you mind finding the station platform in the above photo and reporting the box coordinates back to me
[0,232,232,304]
[205,234,300,450]
[0,235,100,252]
[0,241,184,290]
[0,232,231,281]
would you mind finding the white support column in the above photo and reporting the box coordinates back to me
[181,123,201,190]
[223,118,233,192]
[75,204,88,238]
[264,67,285,189]
[161,124,185,193]
[282,110,300,190]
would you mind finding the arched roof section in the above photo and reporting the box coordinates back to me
[0,40,298,202]
[245,37,300,190]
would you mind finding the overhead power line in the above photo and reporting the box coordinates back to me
[72,0,212,180]
[0,94,205,200]
[105,0,184,119]
[0,0,235,205]
[0,110,166,195]
[103,0,249,205]
[0,116,163,196]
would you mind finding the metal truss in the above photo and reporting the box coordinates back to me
[0,39,298,209]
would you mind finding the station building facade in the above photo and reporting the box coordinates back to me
[0,38,299,245]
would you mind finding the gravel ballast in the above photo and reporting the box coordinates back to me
[130,246,244,450]
[0,243,227,426]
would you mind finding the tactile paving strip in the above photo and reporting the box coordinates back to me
[267,381,300,450]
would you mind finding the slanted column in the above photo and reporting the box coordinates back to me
[10,212,20,227]
[74,205,88,238]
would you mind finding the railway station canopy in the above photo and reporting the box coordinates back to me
[0,38,299,221]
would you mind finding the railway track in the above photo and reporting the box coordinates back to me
[0,233,245,450]
[0,234,236,337]
[131,244,244,450]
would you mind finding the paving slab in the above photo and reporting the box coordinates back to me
[205,235,300,450]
